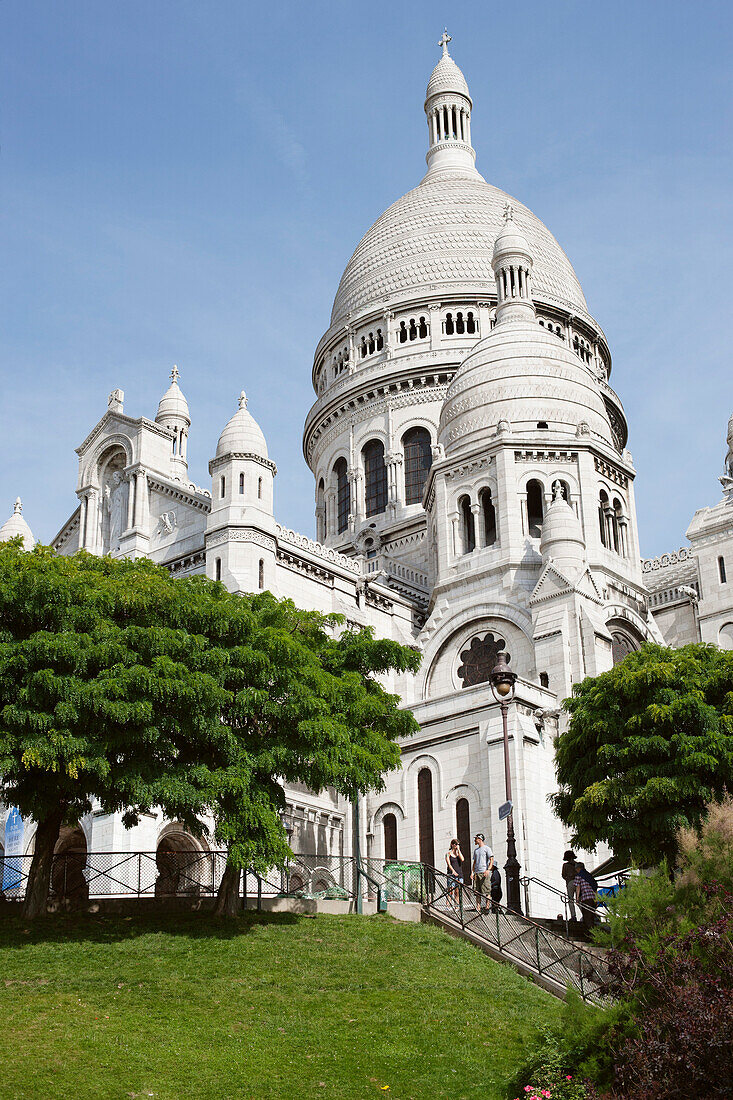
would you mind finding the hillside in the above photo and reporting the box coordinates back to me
[0,911,560,1099]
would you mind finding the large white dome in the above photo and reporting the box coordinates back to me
[330,172,587,328]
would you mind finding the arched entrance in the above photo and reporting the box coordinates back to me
[51,825,88,904]
[155,826,208,897]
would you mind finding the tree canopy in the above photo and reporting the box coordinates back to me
[552,643,733,866]
[0,541,420,916]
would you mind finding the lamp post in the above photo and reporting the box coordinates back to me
[489,651,522,914]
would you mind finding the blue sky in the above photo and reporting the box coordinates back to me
[2,1,731,556]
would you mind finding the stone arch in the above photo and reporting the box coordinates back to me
[51,824,88,904]
[420,603,534,699]
[83,434,134,489]
[719,623,733,651]
[371,802,405,862]
[155,823,209,897]
[401,753,443,811]
[605,611,648,666]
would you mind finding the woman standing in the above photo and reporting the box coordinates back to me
[445,839,464,906]
[562,849,578,921]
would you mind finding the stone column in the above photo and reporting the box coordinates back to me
[348,469,362,530]
[383,309,393,359]
[126,472,136,530]
[324,488,337,539]
[86,488,99,553]
[429,303,442,351]
[449,511,460,557]
[347,325,355,375]
[471,502,483,549]
[134,470,149,530]
[386,451,403,516]
[78,493,88,550]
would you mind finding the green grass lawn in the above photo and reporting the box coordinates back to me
[0,910,559,1100]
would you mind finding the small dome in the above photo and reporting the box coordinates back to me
[540,490,587,578]
[0,498,35,549]
[425,50,471,102]
[493,209,532,259]
[439,320,613,456]
[156,366,190,424]
[216,391,268,459]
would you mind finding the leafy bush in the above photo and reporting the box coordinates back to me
[504,992,636,1099]
[605,888,733,1098]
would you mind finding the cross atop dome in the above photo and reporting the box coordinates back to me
[438,29,452,55]
[503,203,515,223]
[170,364,180,383]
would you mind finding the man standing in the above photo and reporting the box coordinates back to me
[471,833,494,913]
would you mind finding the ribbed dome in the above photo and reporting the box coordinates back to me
[0,498,35,549]
[439,321,612,455]
[156,366,190,424]
[425,52,471,102]
[216,392,268,459]
[330,175,587,328]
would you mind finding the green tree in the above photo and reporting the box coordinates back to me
[552,643,733,866]
[206,595,420,914]
[0,541,420,918]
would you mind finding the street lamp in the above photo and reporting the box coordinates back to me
[489,651,522,913]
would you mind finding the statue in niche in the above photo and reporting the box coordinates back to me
[103,470,128,552]
[457,632,510,688]
[552,479,565,501]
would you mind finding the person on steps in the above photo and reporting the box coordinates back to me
[471,834,494,914]
[574,861,598,931]
[490,863,502,913]
[562,849,578,921]
[445,839,464,907]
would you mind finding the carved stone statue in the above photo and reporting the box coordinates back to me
[104,471,127,551]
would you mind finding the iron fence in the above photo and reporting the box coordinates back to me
[0,851,357,903]
[362,857,610,1005]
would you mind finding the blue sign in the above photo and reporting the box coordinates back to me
[2,807,25,893]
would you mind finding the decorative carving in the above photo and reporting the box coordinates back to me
[275,525,361,573]
[457,632,509,689]
[594,457,629,489]
[641,547,691,573]
[157,510,177,536]
[515,450,577,464]
[206,530,276,550]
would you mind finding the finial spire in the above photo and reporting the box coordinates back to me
[170,364,180,383]
[14,497,22,515]
[438,28,452,55]
[239,390,248,409]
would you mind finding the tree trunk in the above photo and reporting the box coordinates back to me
[21,806,64,920]
[213,863,241,917]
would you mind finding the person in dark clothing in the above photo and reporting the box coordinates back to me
[562,849,578,921]
[490,864,502,912]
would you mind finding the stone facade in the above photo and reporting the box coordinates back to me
[2,39,732,912]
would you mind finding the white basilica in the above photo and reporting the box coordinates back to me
[3,39,733,900]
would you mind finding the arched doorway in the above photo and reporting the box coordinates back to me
[51,825,88,904]
[417,769,435,868]
[383,813,398,862]
[456,798,471,884]
[155,826,208,897]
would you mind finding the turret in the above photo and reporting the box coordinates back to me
[492,205,535,325]
[424,31,478,177]
[539,482,587,580]
[0,498,35,549]
[206,392,277,591]
[155,366,190,479]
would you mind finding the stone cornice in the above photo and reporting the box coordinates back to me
[208,452,278,476]
[76,412,172,456]
[146,474,212,512]
[51,506,81,551]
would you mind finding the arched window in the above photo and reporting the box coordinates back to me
[220,476,226,499]
[455,311,465,334]
[417,768,435,868]
[598,489,609,547]
[613,498,625,555]
[466,311,476,334]
[526,479,544,538]
[258,477,263,500]
[458,633,509,688]
[445,312,454,335]
[316,478,326,541]
[403,428,432,505]
[456,798,470,877]
[376,328,384,351]
[460,495,475,554]
[368,333,375,354]
[383,813,397,862]
[480,487,497,546]
[363,440,387,517]
[239,472,245,495]
[418,316,428,339]
[172,435,177,456]
[258,559,264,590]
[215,558,222,582]
[408,319,418,341]
[335,458,350,534]
[611,630,637,665]
[398,321,407,344]
[360,337,367,358]
[719,557,727,584]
